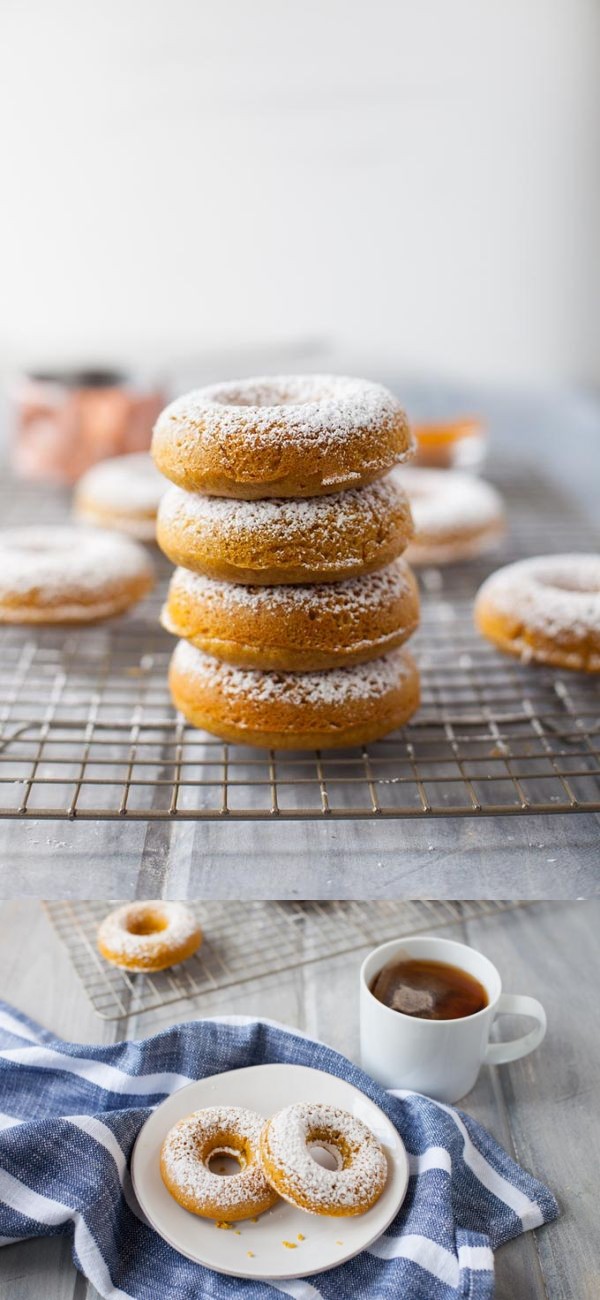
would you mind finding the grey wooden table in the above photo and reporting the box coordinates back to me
[0,382,598,900]
[0,898,598,1299]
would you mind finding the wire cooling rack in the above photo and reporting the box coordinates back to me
[1,467,599,821]
[44,898,524,1021]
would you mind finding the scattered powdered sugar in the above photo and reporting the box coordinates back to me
[158,476,407,541]
[168,559,414,616]
[154,374,409,450]
[161,1107,273,1212]
[392,467,504,536]
[476,554,600,639]
[76,453,165,513]
[97,901,198,962]
[172,641,414,706]
[263,1102,387,1212]
[0,526,153,602]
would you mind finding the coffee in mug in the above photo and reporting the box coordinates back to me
[370,957,488,1021]
[360,935,547,1102]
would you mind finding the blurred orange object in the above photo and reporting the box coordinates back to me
[413,417,486,470]
[11,369,165,485]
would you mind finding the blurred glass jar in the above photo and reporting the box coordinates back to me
[11,368,165,484]
[412,417,486,470]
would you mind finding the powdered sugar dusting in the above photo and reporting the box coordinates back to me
[155,374,410,453]
[97,901,199,963]
[161,1107,274,1214]
[167,559,415,617]
[476,554,600,640]
[76,453,165,513]
[263,1102,387,1213]
[0,526,153,602]
[158,476,408,543]
[172,640,414,707]
[392,467,504,536]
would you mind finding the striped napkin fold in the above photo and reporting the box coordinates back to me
[0,1002,558,1299]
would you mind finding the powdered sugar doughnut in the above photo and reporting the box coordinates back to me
[157,478,413,585]
[0,526,154,624]
[152,374,413,498]
[161,1107,279,1222]
[169,640,420,749]
[161,560,420,671]
[260,1103,388,1216]
[475,554,600,673]
[392,467,505,566]
[97,901,201,972]
[74,452,165,540]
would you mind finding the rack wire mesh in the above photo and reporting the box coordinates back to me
[45,898,525,1021]
[1,467,599,821]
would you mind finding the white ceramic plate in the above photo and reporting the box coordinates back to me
[131,1062,409,1280]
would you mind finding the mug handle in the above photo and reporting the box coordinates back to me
[484,993,547,1065]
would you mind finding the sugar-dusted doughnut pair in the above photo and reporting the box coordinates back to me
[0,453,161,628]
[160,1102,387,1223]
[158,481,421,679]
[153,374,422,748]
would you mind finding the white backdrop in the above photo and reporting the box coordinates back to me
[1,0,599,384]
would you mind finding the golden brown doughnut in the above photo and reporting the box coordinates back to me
[156,478,413,585]
[393,467,505,566]
[97,902,202,972]
[475,554,600,673]
[161,559,420,671]
[152,374,413,499]
[0,526,154,624]
[168,640,420,749]
[74,452,165,541]
[160,1107,279,1222]
[259,1103,388,1216]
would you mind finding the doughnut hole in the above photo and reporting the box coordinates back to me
[125,908,169,937]
[308,1143,344,1172]
[204,1134,252,1176]
[210,378,328,409]
[538,572,600,595]
[306,1127,355,1172]
[206,1145,247,1176]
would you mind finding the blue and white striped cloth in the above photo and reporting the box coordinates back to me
[0,1002,557,1299]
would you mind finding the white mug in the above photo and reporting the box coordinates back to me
[360,935,547,1103]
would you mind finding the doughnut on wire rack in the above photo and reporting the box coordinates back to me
[44,898,528,1022]
[0,464,598,822]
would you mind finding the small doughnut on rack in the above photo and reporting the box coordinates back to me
[475,554,600,673]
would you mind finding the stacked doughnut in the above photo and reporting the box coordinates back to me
[152,375,421,748]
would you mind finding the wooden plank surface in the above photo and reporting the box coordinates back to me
[1,811,599,901]
[0,899,598,1298]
